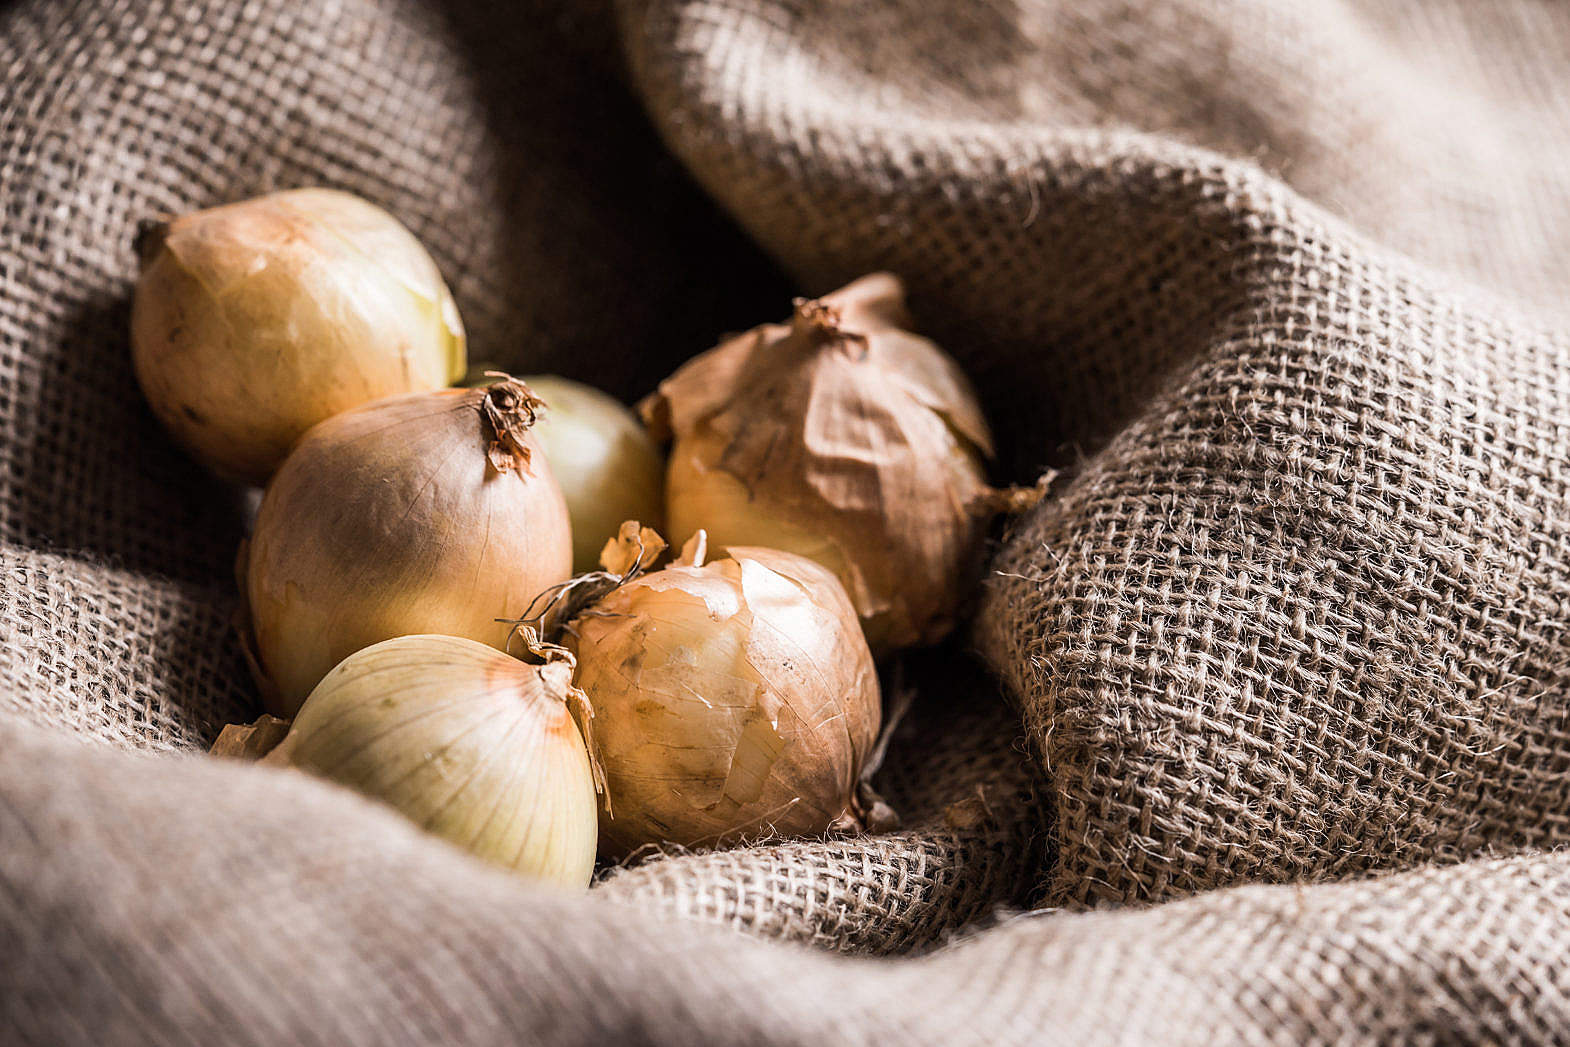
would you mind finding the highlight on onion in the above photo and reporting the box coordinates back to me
[643,272,1002,654]
[270,635,602,888]
[245,377,572,715]
[565,531,882,857]
[131,188,466,483]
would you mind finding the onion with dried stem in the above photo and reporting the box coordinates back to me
[645,272,1009,655]
[245,377,572,715]
[459,370,665,573]
[564,528,883,857]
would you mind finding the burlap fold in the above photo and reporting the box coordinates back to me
[7,720,1570,1044]
[4,0,1570,1042]
[596,675,1046,954]
[619,0,1570,909]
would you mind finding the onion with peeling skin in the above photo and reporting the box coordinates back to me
[271,634,602,888]
[246,377,572,716]
[566,535,881,857]
[644,272,1001,655]
[132,188,466,483]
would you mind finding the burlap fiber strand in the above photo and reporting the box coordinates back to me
[3,0,1570,1043]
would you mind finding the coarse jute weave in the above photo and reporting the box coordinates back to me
[4,0,1570,1042]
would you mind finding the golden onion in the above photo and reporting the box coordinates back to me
[645,273,998,654]
[246,378,572,715]
[567,535,880,857]
[520,375,664,574]
[132,188,466,483]
[272,635,601,887]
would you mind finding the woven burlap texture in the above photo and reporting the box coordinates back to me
[4,0,1570,1042]
[621,0,1570,909]
[8,723,1570,1044]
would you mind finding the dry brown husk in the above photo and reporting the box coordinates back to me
[645,272,999,654]
[566,534,881,858]
[208,714,292,761]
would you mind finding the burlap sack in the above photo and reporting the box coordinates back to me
[621,0,1570,908]
[7,720,1570,1045]
[596,657,1046,954]
[5,0,1570,1041]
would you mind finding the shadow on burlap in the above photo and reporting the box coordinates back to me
[596,652,1048,955]
[4,0,1570,1042]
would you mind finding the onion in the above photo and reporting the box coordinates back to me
[131,188,466,483]
[245,378,572,715]
[566,534,881,857]
[644,273,999,654]
[271,635,602,888]
[519,375,664,573]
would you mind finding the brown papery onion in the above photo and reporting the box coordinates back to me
[132,188,466,484]
[645,272,999,655]
[566,534,881,857]
[246,378,572,715]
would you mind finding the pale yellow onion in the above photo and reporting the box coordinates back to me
[273,635,599,887]
[247,378,572,715]
[456,371,664,573]
[567,540,880,857]
[132,188,466,483]
[646,272,997,655]
[520,376,663,573]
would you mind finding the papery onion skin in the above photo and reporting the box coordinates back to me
[247,380,572,715]
[278,635,598,887]
[567,544,880,857]
[521,375,664,574]
[131,188,466,484]
[647,272,996,655]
